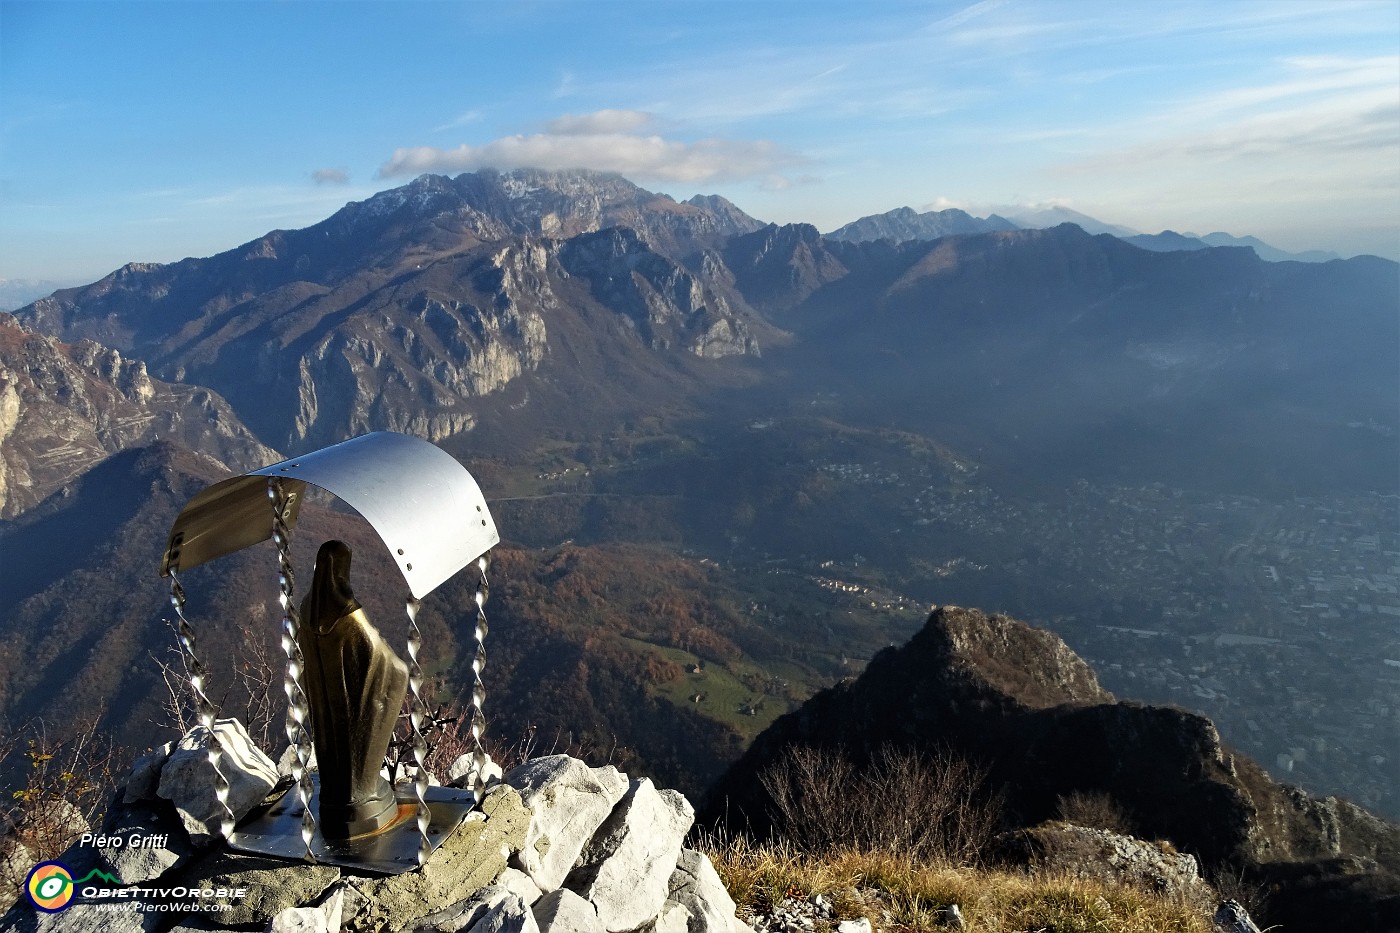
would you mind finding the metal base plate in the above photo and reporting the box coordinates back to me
[229,774,477,875]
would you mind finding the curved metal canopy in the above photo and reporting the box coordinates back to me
[160,432,499,599]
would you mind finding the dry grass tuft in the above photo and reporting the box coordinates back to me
[698,830,1214,933]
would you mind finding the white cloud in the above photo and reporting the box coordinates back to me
[433,110,482,133]
[312,167,350,185]
[928,0,1010,33]
[378,110,802,183]
[545,109,654,135]
[1059,58,1399,176]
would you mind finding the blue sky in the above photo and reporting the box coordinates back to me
[2,0,1397,283]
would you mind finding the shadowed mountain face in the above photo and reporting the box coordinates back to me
[3,169,1398,823]
[702,606,1400,931]
[14,172,1396,493]
[749,225,1398,494]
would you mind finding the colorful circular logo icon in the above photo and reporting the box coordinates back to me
[26,862,75,912]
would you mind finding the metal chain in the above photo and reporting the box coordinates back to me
[168,570,236,840]
[405,597,431,865]
[468,555,491,803]
[269,478,317,863]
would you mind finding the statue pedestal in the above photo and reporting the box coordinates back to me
[229,774,476,874]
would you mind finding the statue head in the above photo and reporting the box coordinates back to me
[306,539,361,634]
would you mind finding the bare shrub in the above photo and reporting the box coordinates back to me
[152,623,284,752]
[758,744,1003,864]
[0,718,124,909]
[758,745,860,854]
[1056,790,1137,836]
[1208,860,1271,923]
[230,624,282,750]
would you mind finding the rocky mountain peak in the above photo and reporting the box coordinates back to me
[719,223,848,312]
[0,313,276,518]
[826,206,1018,244]
[916,604,1113,709]
[335,169,763,260]
[704,605,1400,930]
[559,228,760,358]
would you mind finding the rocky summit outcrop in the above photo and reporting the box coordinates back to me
[704,605,1400,931]
[825,206,1017,245]
[14,171,772,453]
[991,821,1217,908]
[0,313,278,518]
[0,726,749,933]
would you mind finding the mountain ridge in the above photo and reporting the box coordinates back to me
[703,605,1400,931]
[3,166,1397,835]
[0,312,277,518]
[16,172,777,452]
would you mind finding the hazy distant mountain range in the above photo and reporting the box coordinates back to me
[826,205,1346,262]
[824,206,1019,243]
[2,167,1396,810]
[0,278,77,312]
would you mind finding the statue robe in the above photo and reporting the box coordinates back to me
[298,540,409,838]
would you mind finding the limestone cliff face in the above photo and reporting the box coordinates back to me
[560,228,758,359]
[13,170,769,453]
[0,314,278,518]
[283,244,552,448]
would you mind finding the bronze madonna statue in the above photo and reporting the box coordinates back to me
[298,539,409,838]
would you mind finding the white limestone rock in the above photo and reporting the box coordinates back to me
[3,901,160,933]
[157,719,278,845]
[496,867,544,907]
[663,849,742,933]
[504,755,630,892]
[341,785,531,932]
[655,901,693,933]
[123,742,174,803]
[0,835,34,914]
[98,797,197,884]
[276,744,317,778]
[531,889,604,933]
[1213,899,1264,933]
[564,779,694,933]
[392,764,442,788]
[265,888,343,933]
[414,883,539,933]
[449,752,504,791]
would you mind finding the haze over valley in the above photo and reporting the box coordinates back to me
[0,165,1395,828]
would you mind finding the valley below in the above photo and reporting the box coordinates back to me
[2,168,1396,824]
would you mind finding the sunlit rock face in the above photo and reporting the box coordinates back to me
[0,312,276,518]
[11,170,769,453]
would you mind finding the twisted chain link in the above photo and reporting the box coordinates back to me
[169,570,235,840]
[405,597,431,865]
[269,478,317,862]
[468,555,491,803]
